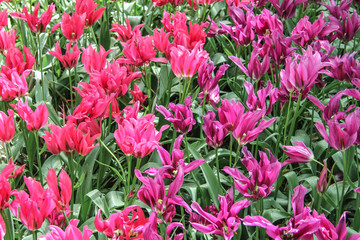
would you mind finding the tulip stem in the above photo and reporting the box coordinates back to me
[215,148,220,186]
[232,143,241,168]
[37,33,44,101]
[34,131,43,186]
[287,93,302,146]
[127,155,132,194]
[130,158,142,193]
[32,230,37,240]
[282,94,293,149]
[229,134,233,168]
[68,152,75,217]
[68,68,74,111]
[200,92,207,141]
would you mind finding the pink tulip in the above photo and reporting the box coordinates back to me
[11,98,48,132]
[110,18,144,42]
[48,41,81,69]
[39,219,93,240]
[202,111,228,148]
[75,0,105,27]
[0,110,14,143]
[81,45,112,74]
[282,141,314,166]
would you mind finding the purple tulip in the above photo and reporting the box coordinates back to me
[156,96,196,134]
[269,0,307,20]
[282,141,314,166]
[223,147,281,200]
[190,188,251,240]
[202,111,228,148]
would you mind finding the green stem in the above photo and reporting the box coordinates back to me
[32,230,37,240]
[282,93,293,148]
[200,92,208,141]
[37,33,44,100]
[287,93,302,146]
[68,68,73,111]
[130,158,142,192]
[34,131,43,186]
[229,134,233,168]
[215,148,220,186]
[127,155,132,195]
[68,152,75,217]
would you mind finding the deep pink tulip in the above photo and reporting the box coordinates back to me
[223,147,281,200]
[145,134,205,178]
[197,61,229,104]
[0,110,15,143]
[136,166,191,223]
[291,12,338,46]
[278,47,327,102]
[328,10,360,42]
[0,29,16,52]
[110,18,144,42]
[269,0,306,20]
[231,109,276,146]
[190,188,251,240]
[0,70,29,101]
[10,178,56,231]
[143,212,185,240]
[43,123,100,155]
[320,0,351,20]
[114,114,169,158]
[230,49,270,82]
[202,111,228,148]
[11,98,48,131]
[81,45,112,74]
[75,0,105,27]
[324,52,359,82]
[0,9,8,29]
[315,109,359,151]
[61,13,86,41]
[218,99,244,132]
[153,27,172,58]
[282,141,314,166]
[244,81,278,116]
[220,20,255,47]
[48,41,81,69]
[10,2,55,33]
[169,43,209,79]
[4,46,35,75]
[130,83,148,105]
[243,185,320,239]
[317,159,328,194]
[95,206,148,239]
[118,36,167,67]
[156,96,196,134]
[254,9,283,36]
[39,219,93,240]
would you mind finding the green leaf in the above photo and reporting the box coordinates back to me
[187,143,223,208]
[100,21,110,50]
[86,189,110,218]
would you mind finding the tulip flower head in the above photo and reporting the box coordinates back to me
[223,147,281,200]
[75,0,105,27]
[202,111,228,148]
[190,188,251,240]
[10,2,55,33]
[39,219,93,240]
[282,141,314,166]
[11,98,48,132]
[156,96,196,134]
[95,206,149,239]
[48,41,81,69]
[61,13,86,41]
[0,110,15,143]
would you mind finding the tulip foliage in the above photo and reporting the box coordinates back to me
[0,0,359,239]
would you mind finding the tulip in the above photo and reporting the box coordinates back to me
[75,0,105,27]
[202,111,228,148]
[114,114,169,158]
[110,18,144,42]
[4,46,35,75]
[81,45,112,74]
[0,9,8,29]
[10,2,55,33]
[315,109,359,151]
[0,70,29,101]
[95,206,148,239]
[244,81,278,116]
[218,99,244,132]
[156,96,196,134]
[317,159,328,194]
[169,43,209,79]
[328,10,360,42]
[39,219,93,240]
[11,98,48,132]
[146,134,205,178]
[118,36,167,67]
[269,0,307,20]
[143,212,185,240]
[0,110,15,143]
[136,166,191,222]
[243,185,321,239]
[254,9,283,36]
[282,141,314,166]
[48,41,81,69]
[0,29,16,52]
[230,48,270,82]
[190,188,251,240]
[223,147,281,200]
[61,13,86,41]
[130,83,148,105]
[43,123,100,155]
